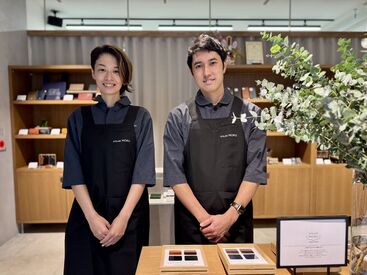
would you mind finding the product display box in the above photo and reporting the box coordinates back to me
[217,243,276,274]
[160,245,208,273]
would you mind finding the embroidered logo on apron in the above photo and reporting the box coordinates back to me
[113,139,131,143]
[220,134,238,138]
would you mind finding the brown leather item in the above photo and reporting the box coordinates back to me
[77,93,93,100]
[241,87,250,99]
[28,128,40,135]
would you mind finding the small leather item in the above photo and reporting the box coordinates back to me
[230,201,245,215]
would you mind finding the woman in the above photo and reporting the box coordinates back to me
[63,45,155,275]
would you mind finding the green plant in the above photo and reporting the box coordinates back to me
[250,32,367,184]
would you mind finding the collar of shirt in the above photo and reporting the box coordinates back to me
[94,94,131,112]
[195,89,232,108]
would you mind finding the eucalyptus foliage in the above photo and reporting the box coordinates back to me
[252,32,367,183]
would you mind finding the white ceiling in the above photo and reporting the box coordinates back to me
[28,0,367,31]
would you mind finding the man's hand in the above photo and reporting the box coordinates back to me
[200,211,238,243]
[100,214,129,247]
[86,212,111,241]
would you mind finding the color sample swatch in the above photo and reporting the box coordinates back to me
[217,244,276,274]
[224,247,268,265]
[163,248,205,267]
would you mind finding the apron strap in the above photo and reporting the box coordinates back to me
[122,105,139,127]
[231,96,243,117]
[81,106,94,126]
[186,97,199,122]
[187,95,243,122]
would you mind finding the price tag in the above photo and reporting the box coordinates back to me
[16,95,27,101]
[50,128,61,135]
[28,162,38,169]
[18,129,28,135]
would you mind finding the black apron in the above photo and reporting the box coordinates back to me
[64,106,149,275]
[175,96,253,244]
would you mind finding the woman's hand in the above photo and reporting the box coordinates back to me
[86,212,111,241]
[100,214,129,247]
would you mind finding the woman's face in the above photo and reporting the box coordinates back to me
[92,53,123,97]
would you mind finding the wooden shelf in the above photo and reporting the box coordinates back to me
[314,163,348,167]
[227,64,274,72]
[8,64,353,223]
[9,65,93,224]
[267,163,311,168]
[225,64,353,219]
[15,134,66,139]
[248,98,272,104]
[14,100,96,105]
[9,64,91,72]
[267,131,286,137]
[16,166,63,172]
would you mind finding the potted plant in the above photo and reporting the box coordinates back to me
[250,32,367,273]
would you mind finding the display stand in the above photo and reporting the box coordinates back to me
[290,266,331,275]
[277,216,348,273]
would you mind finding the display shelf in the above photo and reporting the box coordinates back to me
[311,164,352,216]
[314,163,348,167]
[14,100,96,105]
[16,166,63,172]
[15,167,72,223]
[248,98,272,104]
[15,134,66,139]
[224,64,352,219]
[148,198,174,205]
[267,163,311,168]
[9,65,94,224]
[266,131,286,137]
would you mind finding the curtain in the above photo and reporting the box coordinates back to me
[27,33,364,167]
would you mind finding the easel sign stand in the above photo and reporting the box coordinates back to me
[290,266,331,275]
[276,216,348,273]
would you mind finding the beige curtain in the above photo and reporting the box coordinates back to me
[27,33,364,166]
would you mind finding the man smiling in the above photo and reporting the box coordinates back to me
[163,34,267,244]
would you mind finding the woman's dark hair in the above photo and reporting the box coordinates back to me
[187,34,228,72]
[90,45,133,94]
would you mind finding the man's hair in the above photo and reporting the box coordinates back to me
[187,34,228,72]
[90,45,133,94]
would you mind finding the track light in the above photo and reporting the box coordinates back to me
[158,19,232,31]
[158,24,233,31]
[65,24,142,31]
[248,19,321,32]
[47,10,63,27]
[247,25,321,31]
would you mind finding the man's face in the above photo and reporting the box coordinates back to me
[191,50,227,96]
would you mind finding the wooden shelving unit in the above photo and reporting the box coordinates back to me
[8,64,353,225]
[225,65,353,218]
[9,65,95,224]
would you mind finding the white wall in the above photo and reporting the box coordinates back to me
[25,0,367,31]
[0,0,28,246]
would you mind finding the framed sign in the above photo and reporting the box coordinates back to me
[245,41,264,64]
[277,216,348,268]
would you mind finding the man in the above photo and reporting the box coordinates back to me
[163,34,267,244]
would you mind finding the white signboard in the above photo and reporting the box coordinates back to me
[277,217,348,268]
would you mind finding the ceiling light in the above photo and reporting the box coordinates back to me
[47,9,63,27]
[247,25,321,32]
[65,24,143,31]
[158,24,233,31]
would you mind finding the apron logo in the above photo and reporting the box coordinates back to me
[220,134,238,138]
[113,139,131,143]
